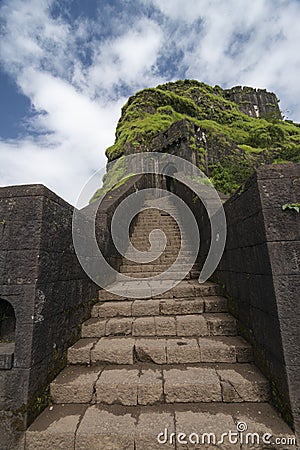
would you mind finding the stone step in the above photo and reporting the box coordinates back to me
[130,230,183,236]
[68,336,253,366]
[121,259,193,267]
[50,363,270,406]
[119,264,194,273]
[26,403,296,450]
[130,238,192,245]
[91,296,228,319]
[118,271,191,279]
[97,280,221,301]
[124,252,196,261]
[81,313,237,338]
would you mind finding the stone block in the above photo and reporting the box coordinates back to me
[132,317,156,336]
[132,299,160,316]
[166,338,200,364]
[176,315,208,336]
[155,316,176,336]
[91,338,134,365]
[136,412,175,450]
[81,318,106,338]
[217,366,270,403]
[205,313,237,336]
[51,366,101,404]
[67,339,96,365]
[96,369,139,405]
[164,367,221,403]
[204,296,228,313]
[26,404,86,450]
[138,369,163,405]
[105,318,133,336]
[160,298,204,315]
[199,338,236,363]
[135,338,167,364]
[92,301,133,318]
[76,406,135,450]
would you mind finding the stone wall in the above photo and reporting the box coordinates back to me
[174,164,300,434]
[0,185,97,449]
[215,164,300,434]
[175,164,300,433]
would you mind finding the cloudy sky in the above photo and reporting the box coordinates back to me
[1,0,300,205]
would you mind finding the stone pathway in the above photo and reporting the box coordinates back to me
[25,197,296,449]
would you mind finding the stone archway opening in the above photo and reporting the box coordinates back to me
[0,299,16,343]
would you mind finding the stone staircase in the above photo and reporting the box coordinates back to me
[25,197,296,449]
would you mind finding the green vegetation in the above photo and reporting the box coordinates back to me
[282,203,300,212]
[90,156,136,202]
[99,79,300,197]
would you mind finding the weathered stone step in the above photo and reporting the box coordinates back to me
[91,295,228,319]
[119,263,193,273]
[81,313,237,338]
[118,271,191,279]
[123,252,195,261]
[50,363,270,406]
[68,336,253,366]
[130,231,184,237]
[130,238,192,246]
[26,403,296,450]
[97,280,221,301]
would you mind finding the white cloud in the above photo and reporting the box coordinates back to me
[1,0,300,204]
[148,0,300,118]
[86,17,163,96]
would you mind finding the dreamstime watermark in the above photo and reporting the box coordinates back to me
[72,152,227,298]
[157,421,297,447]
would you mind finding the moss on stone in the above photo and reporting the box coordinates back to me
[101,79,300,195]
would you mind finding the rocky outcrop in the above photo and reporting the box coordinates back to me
[96,79,300,198]
[225,85,281,119]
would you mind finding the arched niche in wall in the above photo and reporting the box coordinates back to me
[0,299,16,370]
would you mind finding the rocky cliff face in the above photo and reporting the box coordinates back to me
[92,80,300,201]
[224,86,281,119]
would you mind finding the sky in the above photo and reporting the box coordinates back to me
[1,0,300,205]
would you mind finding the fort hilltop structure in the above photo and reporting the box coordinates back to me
[0,80,299,449]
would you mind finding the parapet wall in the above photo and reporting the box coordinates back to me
[0,185,97,449]
[214,164,300,434]
[173,164,300,434]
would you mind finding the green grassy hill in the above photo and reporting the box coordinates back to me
[92,80,300,201]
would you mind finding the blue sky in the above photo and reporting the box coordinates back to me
[1,0,300,204]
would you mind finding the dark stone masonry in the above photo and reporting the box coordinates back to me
[173,164,300,436]
[213,164,300,435]
[0,185,97,449]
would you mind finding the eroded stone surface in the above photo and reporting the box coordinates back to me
[91,338,135,364]
[51,366,101,404]
[96,369,139,405]
[67,338,96,365]
[26,404,86,450]
[166,338,201,364]
[138,369,163,405]
[92,301,133,318]
[135,338,167,364]
[136,412,175,450]
[164,367,221,403]
[176,315,208,336]
[76,406,135,450]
